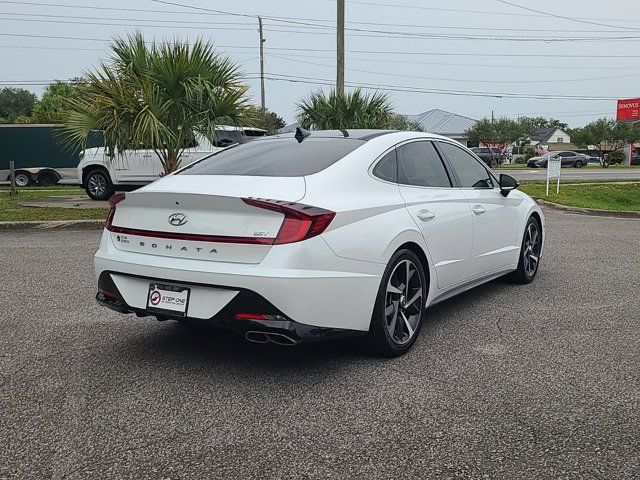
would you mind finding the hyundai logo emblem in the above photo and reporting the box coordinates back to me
[168,213,188,226]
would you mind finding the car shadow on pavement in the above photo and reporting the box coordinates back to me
[103,273,523,375]
[111,320,371,370]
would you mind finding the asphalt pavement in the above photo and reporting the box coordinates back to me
[1,210,639,479]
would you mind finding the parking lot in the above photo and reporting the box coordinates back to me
[1,209,638,479]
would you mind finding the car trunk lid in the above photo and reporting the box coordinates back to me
[107,175,306,264]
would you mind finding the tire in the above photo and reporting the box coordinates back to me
[574,160,584,168]
[84,169,115,201]
[367,249,427,357]
[14,172,31,187]
[37,170,60,186]
[509,216,542,284]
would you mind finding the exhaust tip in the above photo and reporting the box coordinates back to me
[244,331,299,346]
[264,332,298,346]
[245,331,270,344]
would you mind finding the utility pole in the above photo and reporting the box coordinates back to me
[337,0,345,95]
[258,16,265,111]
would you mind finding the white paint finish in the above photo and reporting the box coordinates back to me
[113,192,285,238]
[400,186,474,289]
[97,233,380,331]
[462,188,523,275]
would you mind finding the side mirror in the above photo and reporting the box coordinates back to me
[499,174,519,197]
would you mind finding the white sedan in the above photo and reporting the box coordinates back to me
[95,129,544,356]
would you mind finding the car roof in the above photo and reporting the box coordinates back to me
[270,129,472,145]
[271,129,396,141]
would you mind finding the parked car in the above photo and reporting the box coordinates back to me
[527,151,586,168]
[632,151,639,166]
[470,147,502,167]
[95,129,544,357]
[78,126,267,200]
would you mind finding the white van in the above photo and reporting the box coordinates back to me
[78,126,267,200]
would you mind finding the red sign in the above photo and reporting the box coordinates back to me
[617,98,640,121]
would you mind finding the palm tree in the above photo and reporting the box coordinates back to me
[62,33,253,174]
[296,89,393,130]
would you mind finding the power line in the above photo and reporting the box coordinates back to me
[0,0,228,17]
[270,52,640,71]
[0,16,258,31]
[265,53,640,84]
[2,41,636,72]
[497,0,636,31]
[0,1,631,34]
[151,0,640,42]
[1,72,622,101]
[0,44,104,52]
[0,30,637,59]
[262,26,640,42]
[261,72,620,101]
[341,0,635,24]
[0,11,255,26]
[1,32,639,59]
[3,10,637,42]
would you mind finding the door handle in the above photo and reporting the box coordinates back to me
[472,205,486,215]
[416,210,435,221]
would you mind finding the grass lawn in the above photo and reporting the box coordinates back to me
[519,181,640,211]
[0,185,108,222]
[496,164,640,170]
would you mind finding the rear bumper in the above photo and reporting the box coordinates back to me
[94,229,384,332]
[96,271,358,343]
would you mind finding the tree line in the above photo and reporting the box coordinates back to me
[466,115,639,167]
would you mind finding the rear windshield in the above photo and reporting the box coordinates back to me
[179,137,366,177]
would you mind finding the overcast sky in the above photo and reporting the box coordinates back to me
[1,0,639,126]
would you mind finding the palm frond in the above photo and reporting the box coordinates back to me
[61,33,251,173]
[296,88,393,130]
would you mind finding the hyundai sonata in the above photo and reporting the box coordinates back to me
[95,129,544,356]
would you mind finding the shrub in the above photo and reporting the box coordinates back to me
[524,147,536,160]
[609,149,625,165]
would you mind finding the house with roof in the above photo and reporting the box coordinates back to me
[525,126,575,152]
[403,109,478,146]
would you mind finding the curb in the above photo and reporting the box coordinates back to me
[534,198,640,219]
[0,219,105,231]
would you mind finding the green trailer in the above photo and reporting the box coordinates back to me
[0,124,103,185]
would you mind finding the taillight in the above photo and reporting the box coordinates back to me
[234,313,269,320]
[105,193,126,228]
[242,198,335,245]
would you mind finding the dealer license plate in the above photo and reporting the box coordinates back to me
[147,283,190,317]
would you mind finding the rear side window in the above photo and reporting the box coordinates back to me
[180,137,366,177]
[213,130,243,148]
[372,149,397,182]
[397,141,451,188]
[438,142,494,188]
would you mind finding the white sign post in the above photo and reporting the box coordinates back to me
[546,156,561,196]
